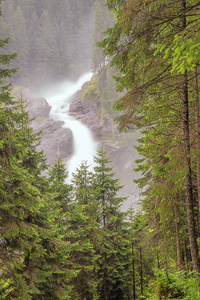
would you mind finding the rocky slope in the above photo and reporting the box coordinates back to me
[69,83,141,211]
[69,87,102,136]
[15,83,140,210]
[14,90,73,165]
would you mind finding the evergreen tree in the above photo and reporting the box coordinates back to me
[126,208,155,300]
[0,6,19,296]
[10,6,29,84]
[69,162,99,300]
[0,0,101,83]
[0,11,72,296]
[28,11,40,82]
[45,158,79,299]
[36,10,59,84]
[0,93,74,299]
[48,157,72,204]
[17,0,34,25]
[92,147,130,300]
[100,0,200,277]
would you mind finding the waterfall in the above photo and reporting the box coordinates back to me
[42,73,98,181]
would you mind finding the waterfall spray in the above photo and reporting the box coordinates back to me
[43,73,98,181]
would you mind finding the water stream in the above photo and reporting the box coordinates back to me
[41,73,98,181]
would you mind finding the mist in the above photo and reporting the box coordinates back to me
[1,0,140,210]
[33,72,98,182]
[0,0,95,88]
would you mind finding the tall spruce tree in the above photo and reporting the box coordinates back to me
[92,147,130,300]
[0,3,18,295]
[100,0,200,277]
[0,7,73,297]
[0,92,74,299]
[69,162,99,300]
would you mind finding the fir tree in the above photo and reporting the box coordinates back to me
[69,162,99,300]
[100,0,200,278]
[92,147,130,300]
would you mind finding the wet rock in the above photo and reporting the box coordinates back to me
[27,97,51,119]
[106,138,141,211]
[14,91,73,165]
[32,117,73,165]
[68,85,140,211]
[69,90,102,136]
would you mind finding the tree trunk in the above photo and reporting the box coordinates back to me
[194,65,200,219]
[182,70,200,274]
[181,0,200,276]
[174,194,184,270]
[140,247,143,296]
[132,243,136,300]
[104,253,109,300]
[185,238,192,271]
[157,249,160,269]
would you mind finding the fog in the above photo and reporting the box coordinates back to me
[34,72,98,182]
[1,0,140,210]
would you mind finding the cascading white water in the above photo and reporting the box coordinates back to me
[42,72,98,181]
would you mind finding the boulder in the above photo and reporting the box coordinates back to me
[32,117,73,165]
[27,97,51,119]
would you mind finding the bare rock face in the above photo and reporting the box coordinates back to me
[68,84,141,211]
[29,97,73,165]
[14,83,140,210]
[69,83,118,138]
[27,97,51,119]
[15,91,73,165]
[69,89,102,136]
[32,115,73,165]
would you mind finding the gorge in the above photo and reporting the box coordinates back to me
[17,73,140,211]
[35,72,98,182]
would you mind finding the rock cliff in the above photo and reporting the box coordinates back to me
[69,88,102,136]
[15,83,140,210]
[69,83,141,211]
[14,90,73,165]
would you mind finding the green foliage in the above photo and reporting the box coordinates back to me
[146,270,200,300]
[99,0,200,294]
[154,12,200,75]
[0,20,74,297]
[81,76,100,101]
[92,147,131,299]
[3,0,200,298]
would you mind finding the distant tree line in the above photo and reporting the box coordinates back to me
[0,0,106,87]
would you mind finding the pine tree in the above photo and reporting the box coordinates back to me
[36,10,60,84]
[48,157,72,206]
[69,162,99,300]
[10,6,29,84]
[0,92,75,298]
[92,1,107,92]
[0,13,72,296]
[126,208,155,300]
[100,0,200,277]
[92,147,130,300]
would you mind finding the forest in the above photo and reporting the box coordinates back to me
[0,0,105,86]
[1,0,200,299]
